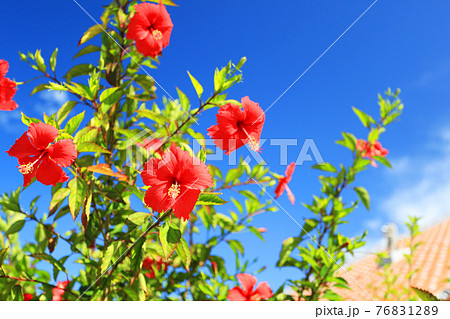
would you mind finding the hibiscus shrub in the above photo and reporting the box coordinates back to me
[0,0,403,301]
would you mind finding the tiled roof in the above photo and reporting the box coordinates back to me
[334,218,450,300]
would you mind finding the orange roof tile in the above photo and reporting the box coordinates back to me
[334,218,450,300]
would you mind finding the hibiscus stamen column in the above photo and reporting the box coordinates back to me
[168,182,181,199]
[240,126,262,153]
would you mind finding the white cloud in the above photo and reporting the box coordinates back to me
[0,110,21,133]
[413,59,450,89]
[380,127,450,230]
[34,90,70,116]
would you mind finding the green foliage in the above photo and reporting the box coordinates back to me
[0,0,405,302]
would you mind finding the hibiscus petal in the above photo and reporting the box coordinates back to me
[284,162,296,181]
[135,35,162,58]
[48,139,77,167]
[6,132,39,158]
[237,273,257,294]
[0,59,9,77]
[207,103,247,154]
[285,185,296,205]
[144,182,172,214]
[274,178,287,198]
[27,122,58,150]
[0,100,18,111]
[253,282,273,300]
[172,188,200,221]
[141,158,163,186]
[0,77,18,111]
[18,156,39,187]
[36,157,68,186]
[227,287,248,301]
[181,159,214,191]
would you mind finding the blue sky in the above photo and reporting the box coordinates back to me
[1,0,450,291]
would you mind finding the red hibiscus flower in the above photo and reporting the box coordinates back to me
[52,280,69,301]
[6,123,77,187]
[356,139,388,167]
[207,96,265,155]
[227,273,273,301]
[142,256,169,279]
[0,59,18,111]
[141,143,213,220]
[23,293,33,301]
[274,162,296,205]
[126,2,173,58]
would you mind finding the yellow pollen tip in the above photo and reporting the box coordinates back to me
[248,136,262,153]
[18,163,34,175]
[152,29,163,40]
[168,183,181,199]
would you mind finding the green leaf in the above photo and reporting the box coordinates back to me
[57,101,77,125]
[34,49,46,72]
[352,107,376,128]
[411,287,439,301]
[277,236,302,267]
[101,244,116,273]
[148,0,178,6]
[65,111,85,135]
[176,238,191,270]
[196,193,227,206]
[126,212,150,226]
[77,142,111,154]
[187,71,203,99]
[78,24,104,46]
[312,162,337,173]
[21,112,40,126]
[159,222,181,259]
[354,186,370,210]
[68,176,87,220]
[225,167,243,184]
[50,48,58,72]
[167,224,181,244]
[336,132,357,151]
[49,188,70,216]
[248,226,265,241]
[30,83,49,96]
[176,87,190,112]
[12,285,24,301]
[373,155,392,168]
[0,248,9,267]
[73,45,100,59]
[6,217,25,235]
[100,87,121,112]
[64,64,96,82]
